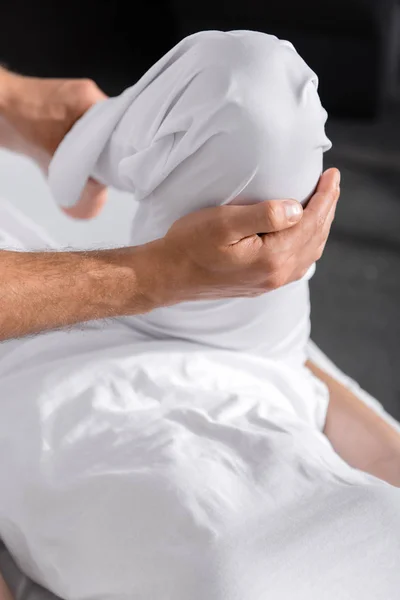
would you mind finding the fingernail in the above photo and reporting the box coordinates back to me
[334,170,341,188]
[284,200,303,223]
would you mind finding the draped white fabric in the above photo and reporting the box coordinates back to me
[50,30,331,368]
[0,31,398,600]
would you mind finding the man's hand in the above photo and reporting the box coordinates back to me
[0,169,339,341]
[151,168,340,306]
[0,67,107,218]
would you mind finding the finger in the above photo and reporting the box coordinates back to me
[315,167,341,199]
[321,199,338,239]
[313,239,327,262]
[72,79,108,117]
[261,169,340,252]
[299,195,338,267]
[302,168,340,233]
[221,199,303,242]
[61,179,108,219]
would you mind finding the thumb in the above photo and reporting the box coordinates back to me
[224,199,303,241]
[303,168,340,224]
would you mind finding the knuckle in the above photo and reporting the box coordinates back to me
[316,211,327,230]
[79,78,99,94]
[309,216,324,240]
[265,201,284,229]
[74,79,103,106]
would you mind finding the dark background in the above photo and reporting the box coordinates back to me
[0,0,399,417]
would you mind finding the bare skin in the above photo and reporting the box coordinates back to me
[0,67,340,341]
[0,574,12,600]
[0,67,107,219]
[307,361,400,487]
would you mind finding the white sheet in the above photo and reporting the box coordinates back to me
[0,31,399,600]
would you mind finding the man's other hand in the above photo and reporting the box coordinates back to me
[0,68,107,219]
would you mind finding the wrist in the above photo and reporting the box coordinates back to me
[107,241,167,316]
[128,238,190,313]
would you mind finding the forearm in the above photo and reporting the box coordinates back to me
[307,360,400,487]
[0,243,166,340]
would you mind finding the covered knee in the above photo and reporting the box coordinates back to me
[149,30,331,212]
[49,30,331,228]
[209,31,332,205]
